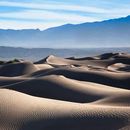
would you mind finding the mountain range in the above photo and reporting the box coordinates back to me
[0,15,130,48]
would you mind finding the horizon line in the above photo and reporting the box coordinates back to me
[1,46,130,49]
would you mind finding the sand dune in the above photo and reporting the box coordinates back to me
[0,89,130,130]
[28,66,130,89]
[0,53,130,130]
[0,61,38,77]
[108,63,130,72]
[1,75,129,103]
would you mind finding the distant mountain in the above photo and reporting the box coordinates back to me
[0,15,130,48]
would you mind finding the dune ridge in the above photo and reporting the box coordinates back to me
[0,52,130,130]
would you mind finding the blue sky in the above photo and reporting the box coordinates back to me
[0,0,130,30]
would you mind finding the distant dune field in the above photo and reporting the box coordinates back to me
[0,53,130,130]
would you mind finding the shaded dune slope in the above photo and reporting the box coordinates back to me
[0,61,38,77]
[1,75,129,103]
[0,89,130,130]
[29,67,130,89]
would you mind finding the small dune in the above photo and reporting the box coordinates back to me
[0,61,38,77]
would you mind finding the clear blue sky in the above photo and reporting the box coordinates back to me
[0,0,130,30]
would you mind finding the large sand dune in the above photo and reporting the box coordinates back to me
[0,53,130,130]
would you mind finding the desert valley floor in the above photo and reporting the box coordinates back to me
[0,53,130,130]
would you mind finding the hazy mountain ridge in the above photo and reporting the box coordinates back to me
[0,15,130,48]
[0,46,130,61]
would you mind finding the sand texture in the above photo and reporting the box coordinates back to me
[0,53,130,130]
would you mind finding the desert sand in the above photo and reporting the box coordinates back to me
[0,52,130,130]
